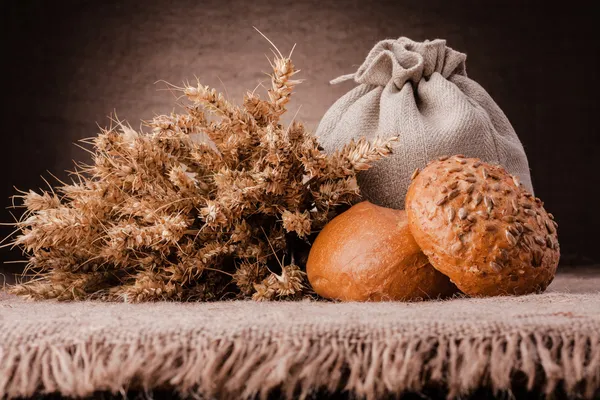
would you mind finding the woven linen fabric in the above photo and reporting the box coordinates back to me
[1,286,599,399]
[316,37,533,210]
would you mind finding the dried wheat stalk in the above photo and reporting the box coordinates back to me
[8,45,396,302]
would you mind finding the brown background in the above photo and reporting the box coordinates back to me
[1,0,598,282]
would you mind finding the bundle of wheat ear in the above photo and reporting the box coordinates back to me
[7,43,396,302]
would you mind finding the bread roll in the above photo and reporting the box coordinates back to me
[306,201,457,301]
[406,155,559,296]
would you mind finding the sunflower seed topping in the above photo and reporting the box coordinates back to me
[465,183,475,194]
[523,223,535,232]
[474,193,483,206]
[506,230,518,246]
[482,169,489,180]
[448,181,459,190]
[473,161,482,168]
[548,213,555,220]
[524,209,536,217]
[546,235,554,249]
[545,220,555,234]
[436,196,448,206]
[503,216,515,223]
[490,261,503,272]
[484,196,491,208]
[514,222,524,233]
[484,196,493,211]
[411,168,420,180]
[458,207,468,220]
[447,208,456,223]
[447,189,460,200]
[458,158,467,164]
[512,175,520,187]
[534,236,546,246]
[438,155,449,161]
[532,250,543,267]
[477,210,490,220]
[536,215,544,227]
[448,167,462,173]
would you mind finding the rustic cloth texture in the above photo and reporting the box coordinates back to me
[316,37,533,209]
[1,273,599,400]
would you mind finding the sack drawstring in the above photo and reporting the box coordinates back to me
[329,73,356,85]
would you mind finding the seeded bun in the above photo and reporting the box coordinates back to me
[406,155,559,296]
[306,201,457,301]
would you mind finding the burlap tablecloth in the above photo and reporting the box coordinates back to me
[1,270,599,399]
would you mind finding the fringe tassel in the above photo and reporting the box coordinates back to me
[1,330,599,399]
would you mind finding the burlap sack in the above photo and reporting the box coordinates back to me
[316,37,533,209]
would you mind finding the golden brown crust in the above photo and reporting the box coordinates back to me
[306,201,457,301]
[406,155,559,296]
